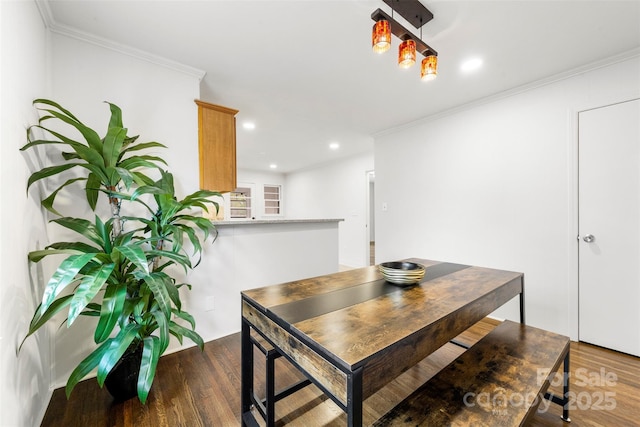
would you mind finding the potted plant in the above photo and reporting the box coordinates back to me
[19,99,220,403]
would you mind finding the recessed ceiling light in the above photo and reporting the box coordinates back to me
[329,142,340,150]
[269,164,278,169]
[242,121,255,130]
[460,57,483,72]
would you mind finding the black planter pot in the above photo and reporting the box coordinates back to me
[104,342,143,401]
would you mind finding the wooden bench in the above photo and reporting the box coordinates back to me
[248,328,310,427]
[374,320,571,426]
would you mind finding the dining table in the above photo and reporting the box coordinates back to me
[240,258,524,426]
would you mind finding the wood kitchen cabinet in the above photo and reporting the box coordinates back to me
[195,100,239,193]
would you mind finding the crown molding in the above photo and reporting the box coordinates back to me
[33,0,206,81]
[34,0,54,28]
[375,47,640,137]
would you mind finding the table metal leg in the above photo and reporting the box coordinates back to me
[562,351,571,422]
[265,346,276,427]
[241,318,254,426]
[519,277,526,324]
[346,367,363,426]
[543,350,571,423]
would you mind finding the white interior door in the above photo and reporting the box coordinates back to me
[578,99,640,356]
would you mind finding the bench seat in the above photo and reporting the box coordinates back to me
[374,320,570,426]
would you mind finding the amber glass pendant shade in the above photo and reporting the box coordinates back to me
[398,40,416,68]
[372,20,391,53]
[421,55,438,81]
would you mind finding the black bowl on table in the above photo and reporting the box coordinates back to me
[378,261,426,285]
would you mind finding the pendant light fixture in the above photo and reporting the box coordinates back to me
[398,39,416,68]
[371,1,438,80]
[421,54,438,80]
[372,20,391,53]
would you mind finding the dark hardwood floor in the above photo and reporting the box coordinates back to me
[41,318,640,426]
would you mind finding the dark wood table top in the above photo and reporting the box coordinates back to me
[242,258,523,399]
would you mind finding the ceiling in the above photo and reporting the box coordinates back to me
[44,0,640,173]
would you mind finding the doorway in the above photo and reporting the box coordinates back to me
[366,170,375,265]
[577,98,639,356]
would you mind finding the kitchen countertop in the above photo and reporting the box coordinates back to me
[212,218,344,226]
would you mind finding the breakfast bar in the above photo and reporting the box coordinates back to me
[240,258,535,425]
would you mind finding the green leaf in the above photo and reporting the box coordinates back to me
[68,263,115,326]
[41,177,86,216]
[118,195,155,215]
[40,253,96,313]
[130,185,169,201]
[170,321,204,350]
[28,247,87,263]
[96,323,141,386]
[86,302,101,311]
[181,190,222,205]
[158,199,181,221]
[132,171,157,187]
[165,281,180,311]
[151,309,170,354]
[26,163,80,193]
[181,226,202,257]
[61,151,80,160]
[151,250,191,272]
[115,244,149,275]
[106,102,123,128]
[85,172,102,211]
[112,228,138,247]
[102,126,127,168]
[113,167,135,189]
[94,283,126,343]
[30,125,84,150]
[34,100,103,152]
[105,166,120,187]
[118,155,167,170]
[169,329,183,345]
[172,308,196,330]
[78,303,102,318]
[27,123,104,168]
[122,134,139,148]
[78,163,110,185]
[19,295,73,351]
[20,136,67,152]
[65,339,112,398]
[137,336,161,404]
[51,217,104,248]
[121,141,167,154]
[46,241,102,254]
[183,216,218,242]
[143,273,172,320]
[166,226,184,253]
[79,310,100,318]
[65,140,105,167]
[94,215,112,254]
[33,98,81,122]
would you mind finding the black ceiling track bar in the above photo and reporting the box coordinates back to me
[371,8,438,57]
[382,0,434,28]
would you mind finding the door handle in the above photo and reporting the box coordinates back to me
[583,234,595,243]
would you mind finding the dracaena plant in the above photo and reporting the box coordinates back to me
[19,99,220,403]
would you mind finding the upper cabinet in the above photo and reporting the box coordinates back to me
[195,100,239,193]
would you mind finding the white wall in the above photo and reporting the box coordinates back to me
[375,56,640,337]
[189,220,340,339]
[285,153,374,268]
[47,32,211,388]
[0,1,52,425]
